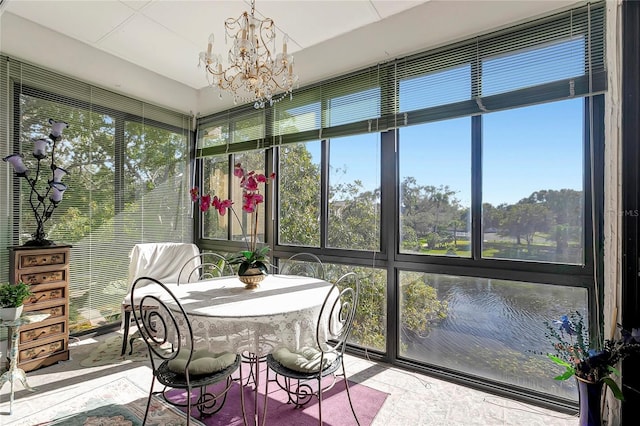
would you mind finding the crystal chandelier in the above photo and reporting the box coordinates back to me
[198,0,297,108]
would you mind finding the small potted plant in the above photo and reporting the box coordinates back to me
[0,281,33,321]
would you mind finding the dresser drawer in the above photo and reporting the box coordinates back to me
[25,285,67,306]
[26,304,67,320]
[20,321,66,344]
[19,338,66,363]
[18,251,69,269]
[18,269,67,286]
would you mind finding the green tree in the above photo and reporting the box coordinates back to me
[526,189,582,257]
[498,202,552,249]
[279,143,321,246]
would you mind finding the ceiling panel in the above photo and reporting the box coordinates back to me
[255,1,381,49]
[6,0,136,44]
[98,12,203,85]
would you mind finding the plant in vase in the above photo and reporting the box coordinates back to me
[0,281,33,321]
[191,163,275,287]
[543,311,640,425]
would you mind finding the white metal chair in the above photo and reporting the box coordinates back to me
[263,272,361,426]
[121,242,200,355]
[177,252,234,285]
[130,276,244,426]
[279,252,325,279]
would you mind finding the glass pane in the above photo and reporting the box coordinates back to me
[399,64,471,112]
[273,100,321,136]
[231,152,267,244]
[399,118,471,256]
[202,156,230,240]
[278,142,321,247]
[482,38,586,97]
[199,122,229,149]
[324,263,386,352]
[327,87,381,127]
[482,99,584,264]
[328,134,380,251]
[398,271,588,400]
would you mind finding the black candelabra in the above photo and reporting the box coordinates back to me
[3,118,70,246]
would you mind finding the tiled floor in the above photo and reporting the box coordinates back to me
[1,330,578,425]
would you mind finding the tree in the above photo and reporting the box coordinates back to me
[526,189,582,257]
[279,143,321,246]
[400,177,462,251]
[498,202,552,249]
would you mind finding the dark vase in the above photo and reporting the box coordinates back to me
[577,377,604,426]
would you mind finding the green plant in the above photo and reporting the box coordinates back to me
[0,281,33,307]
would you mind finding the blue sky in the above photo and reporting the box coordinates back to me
[321,97,583,207]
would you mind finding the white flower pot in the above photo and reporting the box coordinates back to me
[0,305,24,322]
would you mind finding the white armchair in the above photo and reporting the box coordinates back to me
[120,242,200,355]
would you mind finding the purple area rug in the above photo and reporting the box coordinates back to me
[166,365,388,426]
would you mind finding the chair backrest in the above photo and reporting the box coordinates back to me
[130,276,194,373]
[316,272,359,356]
[127,243,200,291]
[176,252,235,285]
[279,252,325,279]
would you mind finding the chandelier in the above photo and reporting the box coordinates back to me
[198,0,298,109]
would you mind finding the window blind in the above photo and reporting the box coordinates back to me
[0,55,193,332]
[196,2,605,155]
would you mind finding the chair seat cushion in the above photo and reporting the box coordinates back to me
[272,346,337,373]
[167,349,236,375]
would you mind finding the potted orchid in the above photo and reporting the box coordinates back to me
[192,163,275,286]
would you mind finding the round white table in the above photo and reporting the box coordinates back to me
[164,274,334,356]
[154,274,335,425]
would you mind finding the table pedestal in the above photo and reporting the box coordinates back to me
[1,314,49,414]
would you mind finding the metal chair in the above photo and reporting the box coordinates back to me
[263,272,361,426]
[130,276,245,426]
[278,252,325,279]
[121,243,200,355]
[177,252,235,285]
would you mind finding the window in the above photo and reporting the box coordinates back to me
[399,118,472,256]
[278,141,322,247]
[398,271,588,400]
[201,156,230,240]
[4,65,192,333]
[482,100,584,264]
[328,134,381,251]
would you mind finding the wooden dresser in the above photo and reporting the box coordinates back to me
[8,245,71,372]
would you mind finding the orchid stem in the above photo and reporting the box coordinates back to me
[230,207,251,252]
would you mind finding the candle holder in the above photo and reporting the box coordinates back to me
[3,118,70,246]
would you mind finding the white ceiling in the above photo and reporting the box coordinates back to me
[0,0,583,115]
